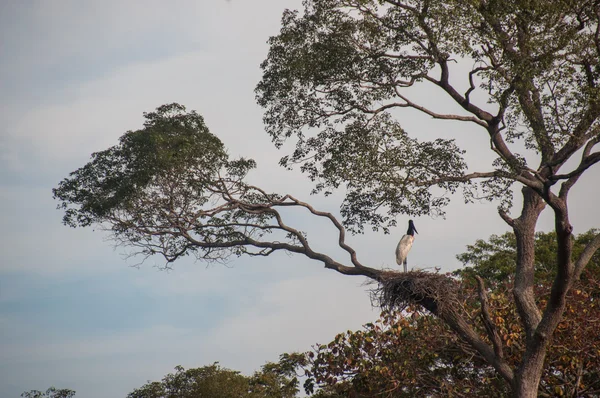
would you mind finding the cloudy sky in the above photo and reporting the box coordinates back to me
[1,1,599,397]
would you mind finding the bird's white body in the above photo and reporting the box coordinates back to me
[395,234,414,272]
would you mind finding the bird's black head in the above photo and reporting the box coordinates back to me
[407,220,418,235]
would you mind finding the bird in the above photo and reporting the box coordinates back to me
[395,220,418,272]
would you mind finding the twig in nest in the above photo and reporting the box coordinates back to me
[371,270,462,317]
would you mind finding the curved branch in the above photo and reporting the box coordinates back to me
[391,90,489,127]
[476,276,504,358]
[352,91,489,127]
[443,307,514,384]
[557,151,600,199]
[548,92,600,170]
[574,233,600,278]
[465,66,492,104]
[553,151,600,182]
[424,65,495,124]
[548,133,600,199]
[498,209,516,227]
[282,195,366,269]
[240,186,368,269]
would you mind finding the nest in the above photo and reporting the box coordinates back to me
[371,270,462,316]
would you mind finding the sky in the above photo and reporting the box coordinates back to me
[0,1,599,397]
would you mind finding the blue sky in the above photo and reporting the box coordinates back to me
[1,1,599,397]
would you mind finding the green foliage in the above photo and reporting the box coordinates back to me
[53,104,277,264]
[53,103,234,228]
[455,232,519,283]
[455,229,600,283]
[256,0,600,231]
[126,363,299,398]
[127,364,250,398]
[284,230,600,397]
[21,387,76,398]
[249,360,302,398]
[305,114,468,233]
[294,310,508,397]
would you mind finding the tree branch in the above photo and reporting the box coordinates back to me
[370,89,490,127]
[512,188,545,339]
[574,232,600,278]
[557,151,600,199]
[547,77,600,170]
[424,73,494,124]
[475,276,504,359]
[549,133,600,199]
[498,209,516,227]
[277,194,367,269]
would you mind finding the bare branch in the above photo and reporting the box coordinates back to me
[548,90,600,170]
[574,232,600,278]
[280,195,366,269]
[424,73,494,124]
[557,151,600,199]
[548,134,600,198]
[475,276,504,359]
[404,169,540,191]
[465,66,492,105]
[356,91,489,127]
[551,133,600,180]
[498,209,516,227]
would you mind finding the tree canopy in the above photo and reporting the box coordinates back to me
[126,363,298,398]
[53,103,274,264]
[456,228,600,284]
[256,0,600,232]
[21,387,76,398]
[53,103,381,278]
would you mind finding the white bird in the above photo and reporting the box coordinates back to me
[395,220,418,272]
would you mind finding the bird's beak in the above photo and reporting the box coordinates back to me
[415,228,419,234]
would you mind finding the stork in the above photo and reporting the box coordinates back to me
[395,220,418,272]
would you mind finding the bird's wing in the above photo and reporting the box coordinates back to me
[395,240,403,265]
[396,235,414,265]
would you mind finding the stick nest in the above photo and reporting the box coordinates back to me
[372,270,462,316]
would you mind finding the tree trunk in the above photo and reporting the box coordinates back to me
[510,188,575,397]
[510,187,546,397]
[512,349,548,398]
[512,187,545,339]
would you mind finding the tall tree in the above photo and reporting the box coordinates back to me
[254,1,600,396]
[53,0,600,395]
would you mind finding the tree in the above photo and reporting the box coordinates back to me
[53,0,600,395]
[21,387,76,398]
[126,363,299,398]
[289,231,600,397]
[298,310,507,397]
[255,1,600,396]
[456,228,600,285]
